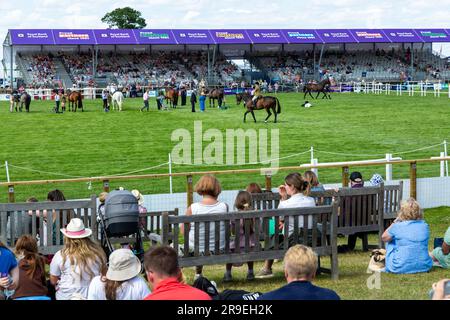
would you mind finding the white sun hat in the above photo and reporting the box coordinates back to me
[131,189,145,206]
[60,218,92,239]
[106,249,142,282]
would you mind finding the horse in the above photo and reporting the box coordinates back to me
[67,90,84,112]
[19,92,31,112]
[242,95,281,123]
[206,87,224,108]
[236,92,251,106]
[111,91,124,111]
[303,77,335,99]
[165,87,178,108]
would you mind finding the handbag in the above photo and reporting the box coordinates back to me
[368,248,386,272]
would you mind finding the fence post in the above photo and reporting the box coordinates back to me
[312,158,319,178]
[440,152,445,178]
[444,140,448,176]
[409,162,417,199]
[103,180,110,192]
[385,153,392,181]
[8,185,15,203]
[265,173,272,192]
[342,166,349,187]
[187,175,193,207]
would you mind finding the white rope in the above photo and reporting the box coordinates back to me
[8,164,84,178]
[105,162,169,177]
[315,142,444,158]
[172,149,312,167]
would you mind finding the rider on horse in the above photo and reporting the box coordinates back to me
[251,81,262,108]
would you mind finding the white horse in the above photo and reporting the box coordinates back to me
[111,91,124,111]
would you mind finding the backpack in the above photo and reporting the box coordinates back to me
[216,289,263,301]
[192,276,219,298]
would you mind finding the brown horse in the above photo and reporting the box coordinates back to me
[206,87,224,108]
[303,77,334,99]
[165,87,178,108]
[236,92,251,106]
[67,90,84,112]
[242,95,281,123]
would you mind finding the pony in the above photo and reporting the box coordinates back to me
[111,91,124,111]
[236,92,251,106]
[206,87,224,108]
[165,87,178,108]
[67,90,84,112]
[19,92,31,112]
[241,94,281,123]
[303,77,335,99]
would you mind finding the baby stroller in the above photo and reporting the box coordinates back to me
[99,190,145,262]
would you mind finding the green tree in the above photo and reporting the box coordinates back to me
[101,7,147,29]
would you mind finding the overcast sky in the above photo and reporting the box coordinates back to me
[1,0,449,77]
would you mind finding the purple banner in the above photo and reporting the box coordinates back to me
[172,29,214,44]
[133,29,177,44]
[281,29,323,44]
[210,29,251,44]
[53,29,96,45]
[414,29,450,42]
[315,29,357,43]
[246,30,288,44]
[93,29,137,44]
[349,29,390,42]
[10,29,55,45]
[383,29,423,42]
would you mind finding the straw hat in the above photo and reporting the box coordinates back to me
[131,189,144,206]
[106,249,142,282]
[60,218,92,239]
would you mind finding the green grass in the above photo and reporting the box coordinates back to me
[0,92,450,202]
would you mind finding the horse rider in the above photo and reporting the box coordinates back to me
[251,81,262,108]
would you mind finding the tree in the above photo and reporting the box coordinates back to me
[101,7,147,29]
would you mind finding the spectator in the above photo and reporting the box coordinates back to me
[224,191,256,282]
[0,240,19,300]
[430,226,450,269]
[141,89,149,112]
[190,89,197,112]
[87,249,150,300]
[143,246,211,300]
[12,235,49,300]
[339,171,365,252]
[257,173,316,278]
[430,279,450,300]
[246,182,263,194]
[304,170,331,205]
[369,173,384,186]
[258,245,340,300]
[181,175,228,280]
[50,218,106,300]
[382,198,433,274]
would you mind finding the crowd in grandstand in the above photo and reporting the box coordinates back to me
[1,170,449,300]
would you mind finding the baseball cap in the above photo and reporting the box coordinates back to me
[349,171,363,182]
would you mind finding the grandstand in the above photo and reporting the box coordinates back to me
[2,28,450,89]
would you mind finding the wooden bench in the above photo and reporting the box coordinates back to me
[383,182,403,228]
[0,195,97,255]
[160,204,339,280]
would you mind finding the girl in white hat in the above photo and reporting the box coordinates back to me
[49,218,106,300]
[87,249,150,300]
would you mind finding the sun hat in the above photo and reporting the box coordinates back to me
[106,249,142,282]
[131,189,144,206]
[369,174,384,186]
[60,218,92,239]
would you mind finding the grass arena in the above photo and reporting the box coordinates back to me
[1,90,450,299]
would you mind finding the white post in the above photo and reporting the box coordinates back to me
[385,154,392,182]
[411,82,414,96]
[399,83,402,96]
[444,140,448,177]
[440,152,445,178]
[312,158,318,177]
[5,161,10,183]
[168,153,173,194]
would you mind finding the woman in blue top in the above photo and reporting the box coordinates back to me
[0,240,19,299]
[382,198,432,274]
